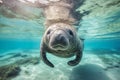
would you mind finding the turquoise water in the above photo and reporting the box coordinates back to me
[0,0,120,80]
[0,39,120,53]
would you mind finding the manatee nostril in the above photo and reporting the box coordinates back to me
[55,34,66,43]
[68,29,73,36]
[59,35,65,42]
[54,35,67,46]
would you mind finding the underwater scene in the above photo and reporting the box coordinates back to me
[0,0,120,80]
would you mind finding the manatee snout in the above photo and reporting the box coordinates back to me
[49,30,69,50]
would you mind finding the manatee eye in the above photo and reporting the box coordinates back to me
[47,30,51,35]
[68,30,73,36]
[46,30,51,41]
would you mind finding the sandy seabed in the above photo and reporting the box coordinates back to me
[0,49,120,80]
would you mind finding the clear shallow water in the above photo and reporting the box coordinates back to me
[0,38,120,53]
[0,0,120,80]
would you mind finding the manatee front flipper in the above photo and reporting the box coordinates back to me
[67,50,82,66]
[40,43,54,68]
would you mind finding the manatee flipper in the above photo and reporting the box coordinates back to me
[67,50,82,66]
[40,43,54,68]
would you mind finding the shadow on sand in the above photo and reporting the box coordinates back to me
[69,64,112,80]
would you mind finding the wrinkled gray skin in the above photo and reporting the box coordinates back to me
[40,23,83,68]
[39,0,84,68]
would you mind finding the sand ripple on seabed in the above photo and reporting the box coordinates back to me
[12,60,72,80]
[0,50,120,80]
[11,51,104,80]
[5,51,71,80]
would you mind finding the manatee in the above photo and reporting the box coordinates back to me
[40,23,83,67]
[39,0,84,68]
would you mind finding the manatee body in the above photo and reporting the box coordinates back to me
[40,0,84,68]
[40,23,83,68]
